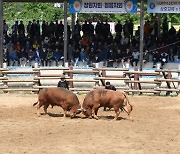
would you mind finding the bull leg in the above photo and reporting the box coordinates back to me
[123,106,133,121]
[44,104,49,115]
[92,104,100,120]
[114,107,120,120]
[37,104,42,117]
[63,110,67,118]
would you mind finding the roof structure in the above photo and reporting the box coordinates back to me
[4,0,65,2]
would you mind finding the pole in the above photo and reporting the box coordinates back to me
[63,0,68,66]
[139,0,144,71]
[71,13,75,38]
[0,0,3,68]
[157,13,161,37]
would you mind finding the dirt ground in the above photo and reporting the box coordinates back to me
[0,93,179,154]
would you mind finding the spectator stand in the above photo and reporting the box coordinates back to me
[154,68,180,96]
[1,68,39,92]
[32,67,69,90]
[93,67,129,90]
[123,66,161,95]
[63,66,99,91]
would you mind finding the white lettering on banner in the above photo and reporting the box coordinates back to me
[69,0,137,14]
[148,0,180,13]
[84,2,102,8]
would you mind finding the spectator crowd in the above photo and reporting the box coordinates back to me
[2,17,180,68]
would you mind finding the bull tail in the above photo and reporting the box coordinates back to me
[33,101,38,106]
[122,92,133,111]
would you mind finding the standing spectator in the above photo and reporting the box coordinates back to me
[128,19,134,40]
[88,21,94,36]
[18,20,25,34]
[57,21,64,37]
[42,20,48,39]
[27,21,32,37]
[115,21,122,36]
[74,20,81,37]
[3,20,8,35]
[82,20,89,36]
[162,17,168,34]
[104,20,110,38]
[11,21,18,34]
[57,75,69,90]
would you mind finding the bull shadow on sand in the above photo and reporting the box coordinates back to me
[41,112,82,119]
[99,115,127,121]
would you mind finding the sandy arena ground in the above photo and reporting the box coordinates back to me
[0,93,179,154]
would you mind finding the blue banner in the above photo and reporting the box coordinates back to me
[69,0,137,14]
[147,0,180,13]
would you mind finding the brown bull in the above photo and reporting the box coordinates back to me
[82,89,133,120]
[33,87,81,118]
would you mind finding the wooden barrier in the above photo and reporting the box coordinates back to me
[1,69,39,92]
[93,67,129,90]
[154,69,180,95]
[0,66,179,96]
[63,67,99,90]
[123,67,161,95]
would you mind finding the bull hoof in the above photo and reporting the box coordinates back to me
[93,116,99,120]
[88,116,92,119]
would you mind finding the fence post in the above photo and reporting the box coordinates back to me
[134,66,138,90]
[94,68,100,87]
[69,65,74,88]
[178,65,180,91]
[101,67,106,86]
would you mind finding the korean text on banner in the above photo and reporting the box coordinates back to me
[69,0,137,14]
[147,0,180,13]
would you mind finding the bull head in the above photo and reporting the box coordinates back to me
[76,108,83,114]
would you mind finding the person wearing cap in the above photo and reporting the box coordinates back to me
[57,75,69,90]
[105,81,116,91]
[104,81,116,111]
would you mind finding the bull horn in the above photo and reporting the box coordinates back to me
[77,108,83,111]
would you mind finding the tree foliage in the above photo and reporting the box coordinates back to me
[3,2,180,26]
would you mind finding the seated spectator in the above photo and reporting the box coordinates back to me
[32,40,39,49]
[53,48,62,66]
[160,51,168,68]
[8,46,18,66]
[18,47,27,67]
[80,48,87,62]
[46,47,54,66]
[74,48,80,67]
[152,50,161,68]
[3,48,8,63]
[27,48,35,64]
[40,47,47,66]
[33,48,41,65]
[131,48,140,66]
